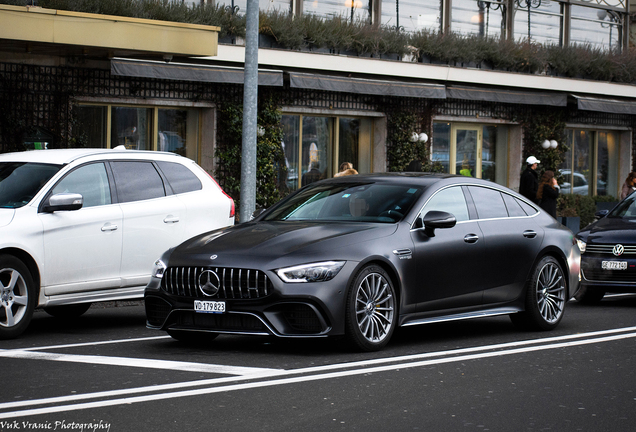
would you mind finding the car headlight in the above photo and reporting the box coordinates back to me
[151,259,167,279]
[276,261,346,283]
[576,238,586,254]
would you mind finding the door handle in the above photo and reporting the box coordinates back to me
[523,230,537,238]
[164,215,180,224]
[464,234,479,243]
[101,223,118,232]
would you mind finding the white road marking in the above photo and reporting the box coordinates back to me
[0,350,281,376]
[1,327,635,419]
[17,335,171,351]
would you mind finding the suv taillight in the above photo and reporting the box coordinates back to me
[207,173,235,219]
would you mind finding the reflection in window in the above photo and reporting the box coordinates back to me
[52,163,111,208]
[597,132,619,197]
[304,0,371,22]
[111,107,152,150]
[158,109,199,161]
[381,0,441,32]
[301,117,331,186]
[561,130,593,196]
[513,0,562,45]
[432,122,451,173]
[570,6,622,51]
[75,106,107,148]
[423,186,469,222]
[452,0,505,38]
[216,0,292,14]
[281,115,300,192]
[339,118,360,173]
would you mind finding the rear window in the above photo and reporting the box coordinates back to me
[110,161,166,203]
[0,162,61,208]
[157,161,202,194]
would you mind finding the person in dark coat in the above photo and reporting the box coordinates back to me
[537,170,559,218]
[519,156,540,203]
[301,161,322,186]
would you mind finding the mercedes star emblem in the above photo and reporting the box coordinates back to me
[198,270,221,296]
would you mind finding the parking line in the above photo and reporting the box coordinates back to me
[1,327,635,418]
[0,349,281,376]
[1,330,635,419]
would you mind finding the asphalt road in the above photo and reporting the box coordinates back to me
[1,295,635,432]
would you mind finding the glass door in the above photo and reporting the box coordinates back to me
[451,124,482,178]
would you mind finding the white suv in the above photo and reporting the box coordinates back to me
[0,148,234,338]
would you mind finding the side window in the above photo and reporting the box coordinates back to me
[110,161,166,203]
[51,163,111,208]
[421,186,470,222]
[502,193,527,217]
[468,186,508,219]
[156,161,202,194]
[517,198,539,216]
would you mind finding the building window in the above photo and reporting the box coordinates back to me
[451,0,505,38]
[381,0,441,32]
[570,6,622,51]
[74,104,203,162]
[560,129,619,197]
[432,122,509,186]
[513,0,563,45]
[303,0,372,22]
[281,114,373,191]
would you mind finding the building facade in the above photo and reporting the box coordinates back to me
[1,0,635,206]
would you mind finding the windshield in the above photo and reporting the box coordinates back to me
[608,194,636,218]
[263,182,424,223]
[0,162,62,208]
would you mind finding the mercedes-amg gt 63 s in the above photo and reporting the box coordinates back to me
[145,173,580,351]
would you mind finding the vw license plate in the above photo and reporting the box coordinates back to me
[601,261,628,270]
[194,300,226,314]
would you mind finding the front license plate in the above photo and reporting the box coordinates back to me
[601,261,628,270]
[194,300,226,314]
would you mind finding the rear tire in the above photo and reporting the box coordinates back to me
[44,303,92,319]
[574,286,605,304]
[0,255,36,340]
[510,256,566,331]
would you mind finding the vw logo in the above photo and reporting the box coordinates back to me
[613,244,625,256]
[198,270,221,297]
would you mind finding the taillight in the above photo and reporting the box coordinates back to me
[207,172,235,219]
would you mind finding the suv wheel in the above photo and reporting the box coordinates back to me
[0,255,36,339]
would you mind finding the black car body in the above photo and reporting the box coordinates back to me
[575,194,636,303]
[145,173,580,351]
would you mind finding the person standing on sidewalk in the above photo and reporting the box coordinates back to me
[519,156,540,203]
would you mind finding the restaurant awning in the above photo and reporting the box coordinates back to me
[289,72,446,99]
[111,59,284,86]
[446,86,567,106]
[572,95,636,115]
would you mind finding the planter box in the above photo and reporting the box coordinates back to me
[559,216,580,234]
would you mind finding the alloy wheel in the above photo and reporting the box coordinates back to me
[354,272,395,343]
[535,262,566,324]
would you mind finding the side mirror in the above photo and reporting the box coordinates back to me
[421,210,456,237]
[43,193,83,213]
[595,209,609,219]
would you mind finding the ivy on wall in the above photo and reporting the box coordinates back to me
[519,108,568,174]
[386,110,442,173]
[215,93,287,219]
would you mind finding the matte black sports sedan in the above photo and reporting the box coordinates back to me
[145,173,580,351]
[575,194,636,303]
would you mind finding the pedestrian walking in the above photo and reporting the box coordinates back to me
[519,156,540,203]
[537,170,559,218]
[620,172,636,199]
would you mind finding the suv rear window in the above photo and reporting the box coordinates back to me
[157,161,202,194]
[110,161,166,203]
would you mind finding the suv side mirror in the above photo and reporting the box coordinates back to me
[421,210,456,237]
[43,193,83,213]
[595,209,609,219]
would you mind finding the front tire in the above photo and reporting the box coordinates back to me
[345,265,397,352]
[510,256,566,331]
[0,255,36,339]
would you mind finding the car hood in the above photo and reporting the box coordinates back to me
[0,209,15,228]
[581,217,636,244]
[171,221,398,264]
